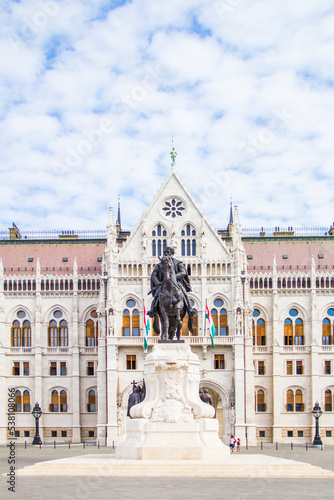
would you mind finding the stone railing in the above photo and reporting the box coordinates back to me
[282,345,309,353]
[116,336,234,346]
[8,347,33,354]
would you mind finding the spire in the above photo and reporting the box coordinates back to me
[229,197,233,224]
[227,197,233,235]
[116,196,121,236]
[108,206,115,229]
[231,205,242,250]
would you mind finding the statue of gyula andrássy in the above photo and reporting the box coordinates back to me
[147,247,195,340]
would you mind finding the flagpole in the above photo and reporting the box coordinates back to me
[143,299,149,350]
[204,298,208,338]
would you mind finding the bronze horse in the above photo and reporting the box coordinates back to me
[152,255,193,340]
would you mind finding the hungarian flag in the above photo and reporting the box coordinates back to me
[206,304,216,348]
[143,303,150,349]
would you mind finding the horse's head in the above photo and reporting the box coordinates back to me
[159,255,174,281]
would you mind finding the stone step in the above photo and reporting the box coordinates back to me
[16,457,334,479]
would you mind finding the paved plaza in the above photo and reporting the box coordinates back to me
[1,444,334,500]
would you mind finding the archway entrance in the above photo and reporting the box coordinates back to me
[199,381,231,441]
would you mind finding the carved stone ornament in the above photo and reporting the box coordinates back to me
[130,344,215,422]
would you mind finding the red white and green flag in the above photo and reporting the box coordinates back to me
[143,303,150,349]
[206,304,216,348]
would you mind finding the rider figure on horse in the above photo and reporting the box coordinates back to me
[147,247,195,318]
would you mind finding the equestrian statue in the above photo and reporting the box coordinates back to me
[147,246,195,341]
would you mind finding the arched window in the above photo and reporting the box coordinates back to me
[60,390,67,412]
[11,321,21,347]
[11,311,31,347]
[211,299,228,336]
[181,224,196,256]
[286,389,294,412]
[22,321,31,347]
[256,389,266,412]
[284,309,304,346]
[49,320,58,346]
[295,389,303,411]
[295,319,304,345]
[151,224,167,257]
[50,390,58,412]
[86,310,98,346]
[15,390,21,412]
[286,389,304,412]
[122,309,130,336]
[284,319,293,345]
[132,309,139,336]
[23,390,30,412]
[48,313,68,347]
[87,390,96,412]
[122,300,140,337]
[192,239,196,256]
[252,310,266,345]
[322,318,332,345]
[325,389,332,412]
[59,320,68,346]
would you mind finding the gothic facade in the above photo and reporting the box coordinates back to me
[1,170,333,446]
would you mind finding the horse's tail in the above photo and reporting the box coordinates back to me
[188,313,194,334]
[153,314,160,335]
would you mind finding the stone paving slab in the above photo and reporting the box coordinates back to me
[1,445,334,500]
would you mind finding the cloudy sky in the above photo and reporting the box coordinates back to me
[1,0,334,233]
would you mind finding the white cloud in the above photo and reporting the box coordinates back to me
[0,0,334,234]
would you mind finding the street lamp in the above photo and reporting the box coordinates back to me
[32,402,42,445]
[311,401,323,447]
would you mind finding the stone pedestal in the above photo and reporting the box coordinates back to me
[116,343,229,460]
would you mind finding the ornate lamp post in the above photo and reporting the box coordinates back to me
[32,402,42,445]
[312,401,323,447]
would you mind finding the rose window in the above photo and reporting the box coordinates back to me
[162,198,185,219]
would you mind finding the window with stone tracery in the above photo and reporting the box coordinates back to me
[286,389,304,412]
[284,309,304,346]
[87,390,96,412]
[255,389,266,412]
[11,310,31,347]
[181,224,196,256]
[322,309,334,345]
[252,309,266,345]
[122,300,140,336]
[151,224,167,256]
[86,310,98,346]
[50,389,67,412]
[325,389,333,412]
[210,299,228,336]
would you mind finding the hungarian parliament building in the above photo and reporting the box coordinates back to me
[1,169,333,446]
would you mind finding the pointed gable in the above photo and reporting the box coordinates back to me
[117,170,230,261]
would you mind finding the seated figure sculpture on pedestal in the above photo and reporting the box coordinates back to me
[147,246,195,340]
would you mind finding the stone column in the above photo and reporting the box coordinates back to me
[106,336,118,446]
[71,260,81,442]
[233,336,246,440]
[97,314,107,443]
[0,261,6,444]
[244,332,257,446]
[34,259,44,440]
[272,290,282,443]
